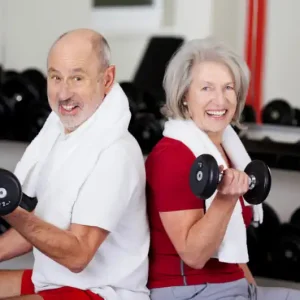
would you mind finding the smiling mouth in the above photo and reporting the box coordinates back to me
[61,105,78,111]
[206,109,227,117]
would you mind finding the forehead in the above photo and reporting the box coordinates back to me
[47,40,99,73]
[192,61,234,83]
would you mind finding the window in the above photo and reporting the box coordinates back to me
[94,0,153,7]
[91,0,163,34]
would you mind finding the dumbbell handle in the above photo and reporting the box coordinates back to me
[218,171,256,190]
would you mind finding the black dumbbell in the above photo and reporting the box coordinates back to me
[0,168,38,216]
[189,154,272,205]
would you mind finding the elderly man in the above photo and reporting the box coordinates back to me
[0,29,150,300]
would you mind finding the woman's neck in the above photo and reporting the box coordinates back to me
[207,131,223,147]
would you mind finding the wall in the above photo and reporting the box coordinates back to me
[96,0,214,82]
[213,0,300,110]
[0,0,92,73]
[263,0,300,109]
[0,0,213,82]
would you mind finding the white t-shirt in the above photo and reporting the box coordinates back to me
[31,126,150,300]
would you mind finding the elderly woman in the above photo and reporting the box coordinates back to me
[145,38,300,300]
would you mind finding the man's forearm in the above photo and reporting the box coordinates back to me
[2,208,84,271]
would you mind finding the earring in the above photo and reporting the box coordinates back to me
[183,101,187,106]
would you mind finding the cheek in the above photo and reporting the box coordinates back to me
[47,84,57,103]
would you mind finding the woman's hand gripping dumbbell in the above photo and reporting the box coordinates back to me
[189,154,272,205]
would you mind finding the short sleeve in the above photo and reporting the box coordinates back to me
[146,138,203,212]
[71,145,138,232]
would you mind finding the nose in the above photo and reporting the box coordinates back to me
[58,83,73,101]
[213,88,226,105]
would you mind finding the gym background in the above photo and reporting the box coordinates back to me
[0,0,300,290]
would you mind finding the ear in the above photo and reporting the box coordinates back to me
[103,65,116,94]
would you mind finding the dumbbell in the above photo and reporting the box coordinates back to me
[0,168,37,216]
[189,154,272,205]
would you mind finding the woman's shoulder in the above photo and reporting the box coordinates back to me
[149,137,195,159]
[146,137,196,172]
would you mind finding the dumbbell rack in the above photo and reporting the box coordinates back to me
[239,123,300,171]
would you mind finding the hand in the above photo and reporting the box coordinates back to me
[217,166,249,199]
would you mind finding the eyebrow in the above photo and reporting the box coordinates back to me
[47,67,86,74]
[203,81,234,85]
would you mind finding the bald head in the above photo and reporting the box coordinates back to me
[48,28,111,70]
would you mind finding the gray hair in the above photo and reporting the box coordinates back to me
[162,37,250,128]
[93,35,111,69]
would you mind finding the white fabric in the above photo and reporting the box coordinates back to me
[13,83,150,300]
[163,119,263,264]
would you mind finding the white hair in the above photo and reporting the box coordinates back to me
[162,37,250,128]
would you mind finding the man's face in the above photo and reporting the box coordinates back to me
[47,40,115,133]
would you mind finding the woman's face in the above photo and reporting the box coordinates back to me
[185,61,237,140]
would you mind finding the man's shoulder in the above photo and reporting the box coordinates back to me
[98,132,145,174]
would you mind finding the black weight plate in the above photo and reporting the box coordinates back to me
[293,108,300,127]
[0,168,22,216]
[189,154,219,199]
[272,223,300,280]
[290,207,300,226]
[262,99,294,125]
[244,160,271,205]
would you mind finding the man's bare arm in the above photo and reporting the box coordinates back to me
[3,207,109,272]
[0,227,32,262]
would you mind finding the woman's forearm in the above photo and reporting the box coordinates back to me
[239,263,256,285]
[183,194,238,268]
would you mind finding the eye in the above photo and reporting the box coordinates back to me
[226,85,234,90]
[73,76,83,81]
[50,75,61,81]
[202,86,210,91]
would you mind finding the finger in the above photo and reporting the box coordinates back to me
[243,172,249,193]
[222,168,234,191]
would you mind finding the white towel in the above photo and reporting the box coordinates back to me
[13,83,131,204]
[163,119,263,263]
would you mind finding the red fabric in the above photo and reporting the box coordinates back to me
[21,270,104,300]
[145,137,253,289]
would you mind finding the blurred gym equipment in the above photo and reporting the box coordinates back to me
[241,104,256,123]
[121,36,185,155]
[247,203,281,279]
[0,68,50,142]
[133,36,184,99]
[262,99,294,125]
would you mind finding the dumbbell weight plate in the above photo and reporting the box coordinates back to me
[189,154,219,199]
[262,99,294,125]
[0,169,22,216]
[243,160,272,205]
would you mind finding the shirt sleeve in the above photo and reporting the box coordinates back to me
[146,139,204,212]
[71,144,139,232]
